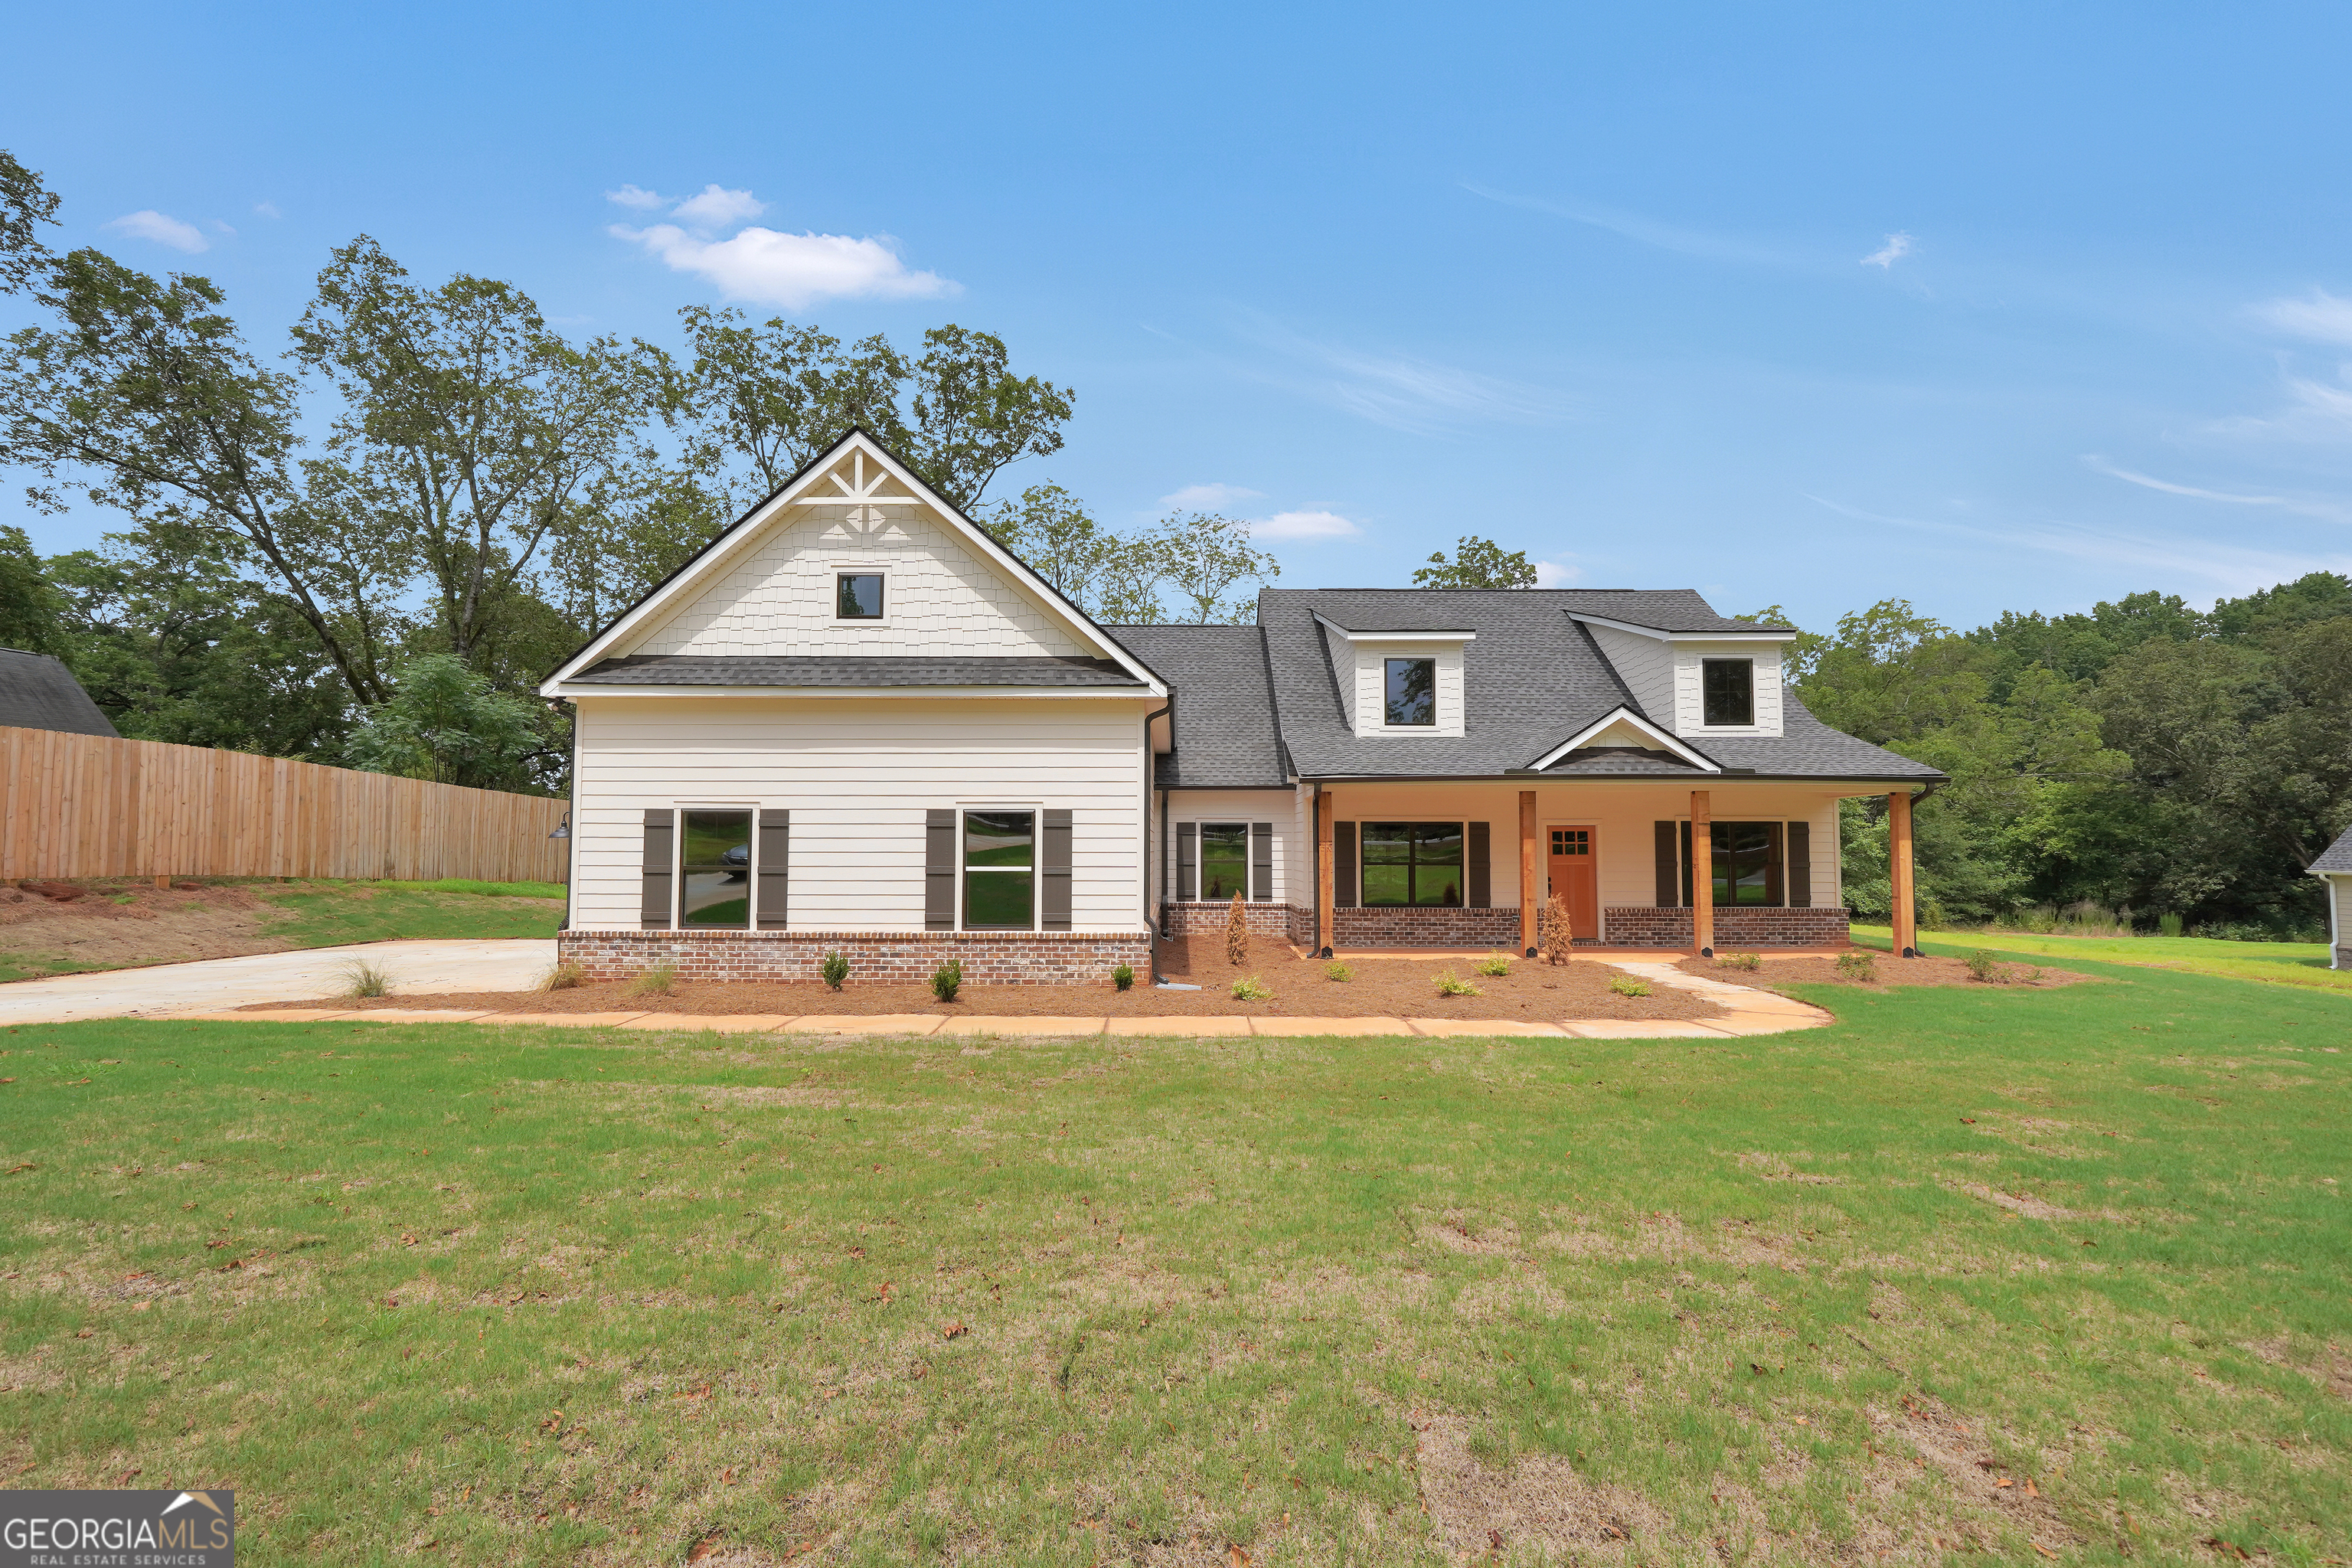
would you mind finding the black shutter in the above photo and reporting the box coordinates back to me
[1763,822,1786,907]
[1467,822,1491,906]
[1250,822,1272,902]
[1042,808,1073,930]
[1683,821,1697,907]
[1334,821,1358,907]
[642,809,675,928]
[1652,822,1677,908]
[1177,822,1196,902]
[925,809,957,930]
[756,809,789,928]
[1787,819,1811,907]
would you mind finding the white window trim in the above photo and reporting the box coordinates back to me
[830,564,893,628]
[958,803,1042,933]
[1353,818,1471,909]
[1699,655,1758,729]
[1180,818,1271,902]
[672,802,761,931]
[1380,655,1440,730]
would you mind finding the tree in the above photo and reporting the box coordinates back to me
[1,150,59,295]
[982,482,1166,622]
[905,325,1073,510]
[1412,534,1536,590]
[1152,511,1278,624]
[0,524,64,654]
[345,653,552,792]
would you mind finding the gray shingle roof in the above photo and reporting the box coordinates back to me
[1553,589,1792,633]
[1102,624,1285,788]
[571,654,1144,688]
[2312,825,2352,875]
[0,647,118,737]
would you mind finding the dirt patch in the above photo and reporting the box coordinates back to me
[246,937,1725,1022]
[1677,952,2097,991]
[1945,1180,2123,1223]
[0,880,292,974]
[2244,1336,2352,1402]
[1869,1391,2081,1553]
[1413,1413,1679,1561]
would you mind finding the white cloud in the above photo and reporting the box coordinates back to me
[1534,559,1580,586]
[2083,455,2352,524]
[253,201,281,219]
[1159,482,1264,510]
[2254,289,2352,347]
[1861,232,1914,269]
[605,184,668,211]
[669,184,766,231]
[103,211,207,253]
[610,222,959,310]
[209,219,237,236]
[1253,508,1362,541]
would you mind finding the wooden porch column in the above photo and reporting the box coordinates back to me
[1690,789,1714,957]
[1517,790,1540,957]
[1888,789,1918,958]
[1316,789,1336,959]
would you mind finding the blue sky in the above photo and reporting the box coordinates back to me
[9,1,2352,632]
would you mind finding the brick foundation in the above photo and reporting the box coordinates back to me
[558,928,1153,987]
[1329,905,1524,948]
[1159,900,1313,945]
[1599,906,1852,947]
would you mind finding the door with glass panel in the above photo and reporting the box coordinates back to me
[679,810,753,928]
[1547,825,1598,938]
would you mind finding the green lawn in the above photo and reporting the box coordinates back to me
[2,956,2345,1563]
[258,880,564,947]
[1857,922,2349,993]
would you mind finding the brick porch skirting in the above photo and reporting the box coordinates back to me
[1600,906,1852,947]
[558,929,1154,987]
[1159,900,1313,945]
[1331,905,1524,948]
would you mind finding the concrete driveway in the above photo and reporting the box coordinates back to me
[0,939,557,1027]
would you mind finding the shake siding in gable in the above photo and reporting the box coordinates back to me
[572,697,1148,932]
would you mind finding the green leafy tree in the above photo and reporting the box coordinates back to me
[0,524,64,653]
[1412,534,1536,589]
[982,482,1168,622]
[345,653,552,792]
[905,325,1073,510]
[1,150,59,295]
[1152,511,1278,624]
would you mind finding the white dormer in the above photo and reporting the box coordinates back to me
[1316,614,1475,738]
[1570,614,1793,739]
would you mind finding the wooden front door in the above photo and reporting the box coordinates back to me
[1547,826,1598,939]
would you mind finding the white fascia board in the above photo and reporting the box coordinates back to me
[553,684,1161,702]
[1526,706,1721,772]
[1310,612,1475,642]
[1567,612,1795,642]
[538,430,1167,699]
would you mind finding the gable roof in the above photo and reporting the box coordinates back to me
[541,428,1166,698]
[0,647,119,738]
[2312,825,2352,875]
[1102,624,1285,787]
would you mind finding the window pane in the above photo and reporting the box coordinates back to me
[1361,822,1412,906]
[1200,822,1249,900]
[965,810,1034,868]
[677,810,752,928]
[680,810,752,868]
[1412,822,1464,906]
[837,573,885,619]
[1384,658,1436,726]
[681,872,750,928]
[964,870,1034,928]
[1710,822,1779,906]
[1703,659,1753,725]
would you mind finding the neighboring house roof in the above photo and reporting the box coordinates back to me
[2311,825,2352,875]
[0,647,119,738]
[571,654,1144,688]
[1103,624,1287,788]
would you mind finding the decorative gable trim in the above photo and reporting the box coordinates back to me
[541,429,1166,698]
[1527,706,1720,773]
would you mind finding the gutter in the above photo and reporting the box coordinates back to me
[1143,697,1171,945]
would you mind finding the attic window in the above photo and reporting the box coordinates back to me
[1702,658,1753,726]
[1384,658,1436,727]
[836,573,885,619]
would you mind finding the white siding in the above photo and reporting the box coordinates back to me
[1671,640,1785,738]
[1164,789,1302,903]
[627,503,1086,659]
[1586,623,1674,722]
[570,696,1152,932]
[1351,641,1468,737]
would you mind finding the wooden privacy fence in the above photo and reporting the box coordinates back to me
[1,725,568,884]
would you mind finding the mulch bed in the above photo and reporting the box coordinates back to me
[250,936,1723,1022]
[1675,952,2098,991]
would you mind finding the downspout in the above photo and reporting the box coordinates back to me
[1144,699,1171,942]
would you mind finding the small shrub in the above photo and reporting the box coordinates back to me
[539,962,586,991]
[1231,975,1272,1001]
[1962,949,2002,984]
[1225,892,1250,967]
[930,960,964,1003]
[1834,951,1877,982]
[629,963,677,998]
[1433,969,1478,997]
[1538,892,1573,965]
[1608,974,1651,998]
[1474,951,1512,978]
[341,959,394,999]
[1717,951,1762,972]
[2024,966,2044,983]
[1112,962,1135,991]
[2158,912,2184,938]
[1324,961,1354,982]
[820,951,850,991]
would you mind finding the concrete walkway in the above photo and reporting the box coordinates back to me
[0,939,556,1027]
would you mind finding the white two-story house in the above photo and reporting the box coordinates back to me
[541,430,1942,984]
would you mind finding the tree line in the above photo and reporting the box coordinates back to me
[0,152,1278,792]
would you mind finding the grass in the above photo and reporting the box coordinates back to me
[1857,922,2349,992]
[256,881,564,949]
[1,959,2347,1563]
[368,878,570,902]
[0,951,105,985]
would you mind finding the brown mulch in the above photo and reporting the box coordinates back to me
[1675,952,2098,991]
[0,878,296,972]
[250,935,1723,1022]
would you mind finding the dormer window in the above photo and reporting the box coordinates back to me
[1384,658,1436,726]
[836,573,885,619]
[1702,658,1753,726]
